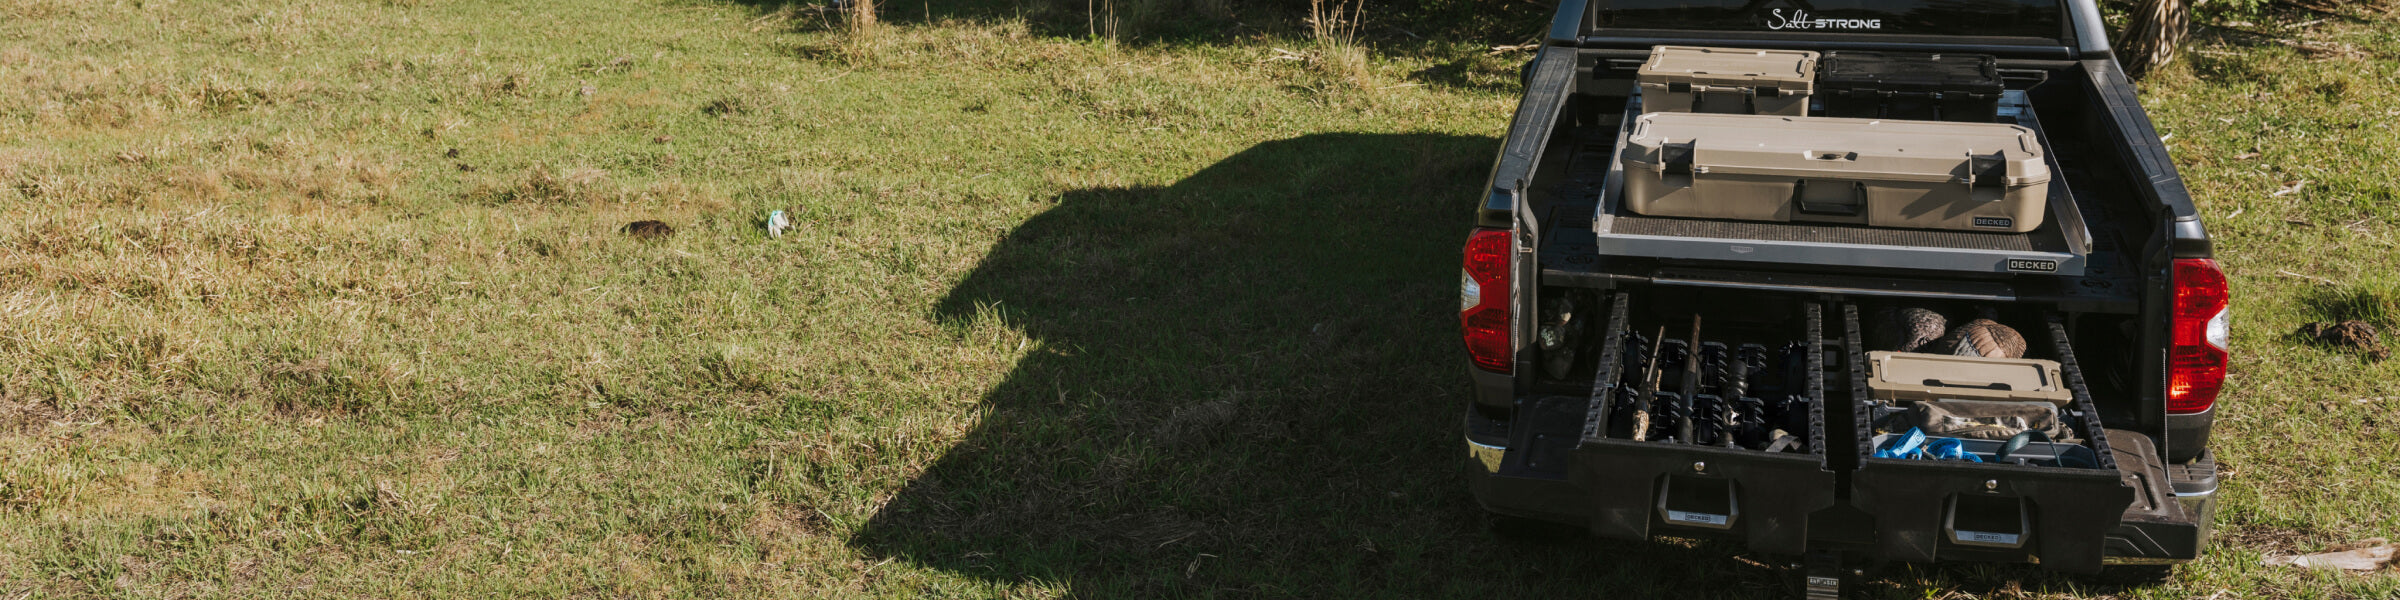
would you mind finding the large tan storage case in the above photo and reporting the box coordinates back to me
[1637,46,1818,116]
[1621,112,2053,233]
[1865,351,2074,406]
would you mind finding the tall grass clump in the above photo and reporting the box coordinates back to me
[1307,0,1370,85]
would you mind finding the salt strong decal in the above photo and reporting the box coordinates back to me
[1765,9,1883,31]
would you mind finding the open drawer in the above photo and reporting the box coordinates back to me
[1838,304,2136,572]
[1565,290,1839,554]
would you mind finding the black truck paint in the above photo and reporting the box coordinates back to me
[1463,0,2219,575]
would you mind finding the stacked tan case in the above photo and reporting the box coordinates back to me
[1626,46,2055,234]
[1864,352,2073,406]
[1637,46,1818,116]
[1620,112,2053,233]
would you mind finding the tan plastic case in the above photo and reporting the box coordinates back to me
[1637,46,1818,116]
[1866,351,2073,406]
[1621,112,2053,233]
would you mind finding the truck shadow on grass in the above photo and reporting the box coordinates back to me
[848,133,2145,597]
[846,132,1778,596]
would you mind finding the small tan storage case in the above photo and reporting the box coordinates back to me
[1865,351,2073,406]
[1638,46,1818,116]
[1621,112,2053,233]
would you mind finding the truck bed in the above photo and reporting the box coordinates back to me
[1470,4,2223,582]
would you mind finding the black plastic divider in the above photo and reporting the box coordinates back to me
[1805,304,1829,460]
[2050,319,2119,471]
[1844,305,1875,468]
[1580,293,1632,444]
[1572,293,1835,555]
[1846,305,2136,573]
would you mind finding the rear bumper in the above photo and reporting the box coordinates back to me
[1466,409,2216,571]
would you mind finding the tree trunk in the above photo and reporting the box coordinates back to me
[2118,0,2190,79]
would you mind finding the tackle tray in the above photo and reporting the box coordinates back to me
[1550,90,2094,276]
[1637,46,1818,116]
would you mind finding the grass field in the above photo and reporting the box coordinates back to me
[3,0,2398,597]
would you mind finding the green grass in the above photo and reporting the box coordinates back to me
[2121,6,2400,598]
[0,0,2396,597]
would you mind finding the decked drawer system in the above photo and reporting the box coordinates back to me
[1477,290,2195,573]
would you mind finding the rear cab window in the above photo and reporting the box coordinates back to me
[1590,0,2067,40]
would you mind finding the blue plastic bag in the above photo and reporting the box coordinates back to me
[1874,427,1984,462]
[1874,427,1927,459]
[1921,436,1984,462]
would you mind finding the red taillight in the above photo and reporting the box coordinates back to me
[1462,228,1513,373]
[2168,258,2230,415]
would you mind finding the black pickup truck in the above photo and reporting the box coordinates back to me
[1459,0,2226,591]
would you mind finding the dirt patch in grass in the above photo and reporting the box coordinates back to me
[0,397,64,435]
[2224,523,2345,556]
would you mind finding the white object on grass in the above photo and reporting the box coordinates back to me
[2264,539,2399,571]
[767,210,791,239]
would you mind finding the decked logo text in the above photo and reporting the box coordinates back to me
[2007,259,2059,273]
